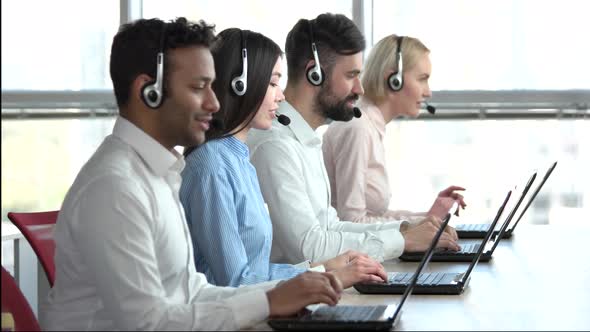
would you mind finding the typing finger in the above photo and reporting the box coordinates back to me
[438,234,461,251]
[367,273,386,283]
[366,263,387,281]
[445,225,458,241]
[315,293,338,307]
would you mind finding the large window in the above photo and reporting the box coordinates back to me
[1,0,119,90]
[142,0,352,86]
[381,118,588,225]
[1,0,588,224]
[0,1,354,219]
[143,0,352,46]
[317,117,589,226]
[1,116,115,218]
[1,0,119,221]
[372,0,590,90]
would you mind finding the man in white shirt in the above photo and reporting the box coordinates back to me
[42,17,342,331]
[247,14,460,265]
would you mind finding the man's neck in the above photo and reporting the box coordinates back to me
[284,83,325,130]
[121,108,175,151]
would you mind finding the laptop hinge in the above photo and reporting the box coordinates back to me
[457,273,471,287]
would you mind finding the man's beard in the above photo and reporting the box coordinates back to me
[314,82,359,122]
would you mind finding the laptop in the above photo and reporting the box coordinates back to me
[354,191,511,295]
[399,177,533,262]
[267,202,453,331]
[456,161,557,239]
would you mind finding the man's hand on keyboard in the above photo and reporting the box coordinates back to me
[266,271,343,317]
[402,215,461,252]
[319,249,367,271]
[328,254,387,288]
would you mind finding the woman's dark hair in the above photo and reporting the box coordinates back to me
[184,28,282,157]
[110,17,216,108]
[285,13,365,83]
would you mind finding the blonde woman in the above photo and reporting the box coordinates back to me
[322,35,466,224]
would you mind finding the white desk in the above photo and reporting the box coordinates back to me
[255,224,590,330]
[342,224,590,330]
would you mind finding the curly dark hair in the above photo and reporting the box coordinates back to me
[109,17,216,107]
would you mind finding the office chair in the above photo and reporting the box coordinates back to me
[1,266,41,331]
[7,211,58,286]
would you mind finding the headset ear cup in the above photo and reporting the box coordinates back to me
[141,80,163,109]
[306,66,325,86]
[388,72,403,91]
[231,78,246,96]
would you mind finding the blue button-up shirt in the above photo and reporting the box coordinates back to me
[180,136,305,287]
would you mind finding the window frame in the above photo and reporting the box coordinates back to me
[2,0,589,120]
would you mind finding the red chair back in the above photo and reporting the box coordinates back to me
[7,211,58,286]
[1,266,41,331]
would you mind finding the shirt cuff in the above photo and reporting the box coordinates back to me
[241,280,280,291]
[293,260,326,272]
[377,228,405,260]
[309,264,326,272]
[293,260,311,270]
[382,210,426,225]
[227,289,270,329]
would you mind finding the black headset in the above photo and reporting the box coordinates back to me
[231,30,248,96]
[141,24,167,109]
[387,36,404,91]
[306,20,324,86]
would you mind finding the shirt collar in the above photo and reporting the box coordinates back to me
[359,98,386,139]
[112,116,185,176]
[220,136,249,159]
[279,101,322,147]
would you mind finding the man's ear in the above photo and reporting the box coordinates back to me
[132,74,154,104]
[305,59,317,73]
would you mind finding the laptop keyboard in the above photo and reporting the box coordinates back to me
[435,243,480,254]
[389,272,446,285]
[458,223,490,231]
[310,305,387,322]
[460,243,479,253]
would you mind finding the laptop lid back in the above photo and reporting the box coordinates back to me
[509,161,558,231]
[460,190,512,284]
[500,172,536,231]
[488,172,537,255]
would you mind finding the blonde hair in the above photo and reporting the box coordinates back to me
[362,35,429,104]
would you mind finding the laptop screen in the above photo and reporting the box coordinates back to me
[502,172,537,229]
[487,172,537,255]
[460,190,512,284]
[510,161,558,231]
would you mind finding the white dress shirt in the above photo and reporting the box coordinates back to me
[41,117,276,331]
[322,97,427,223]
[246,102,405,264]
